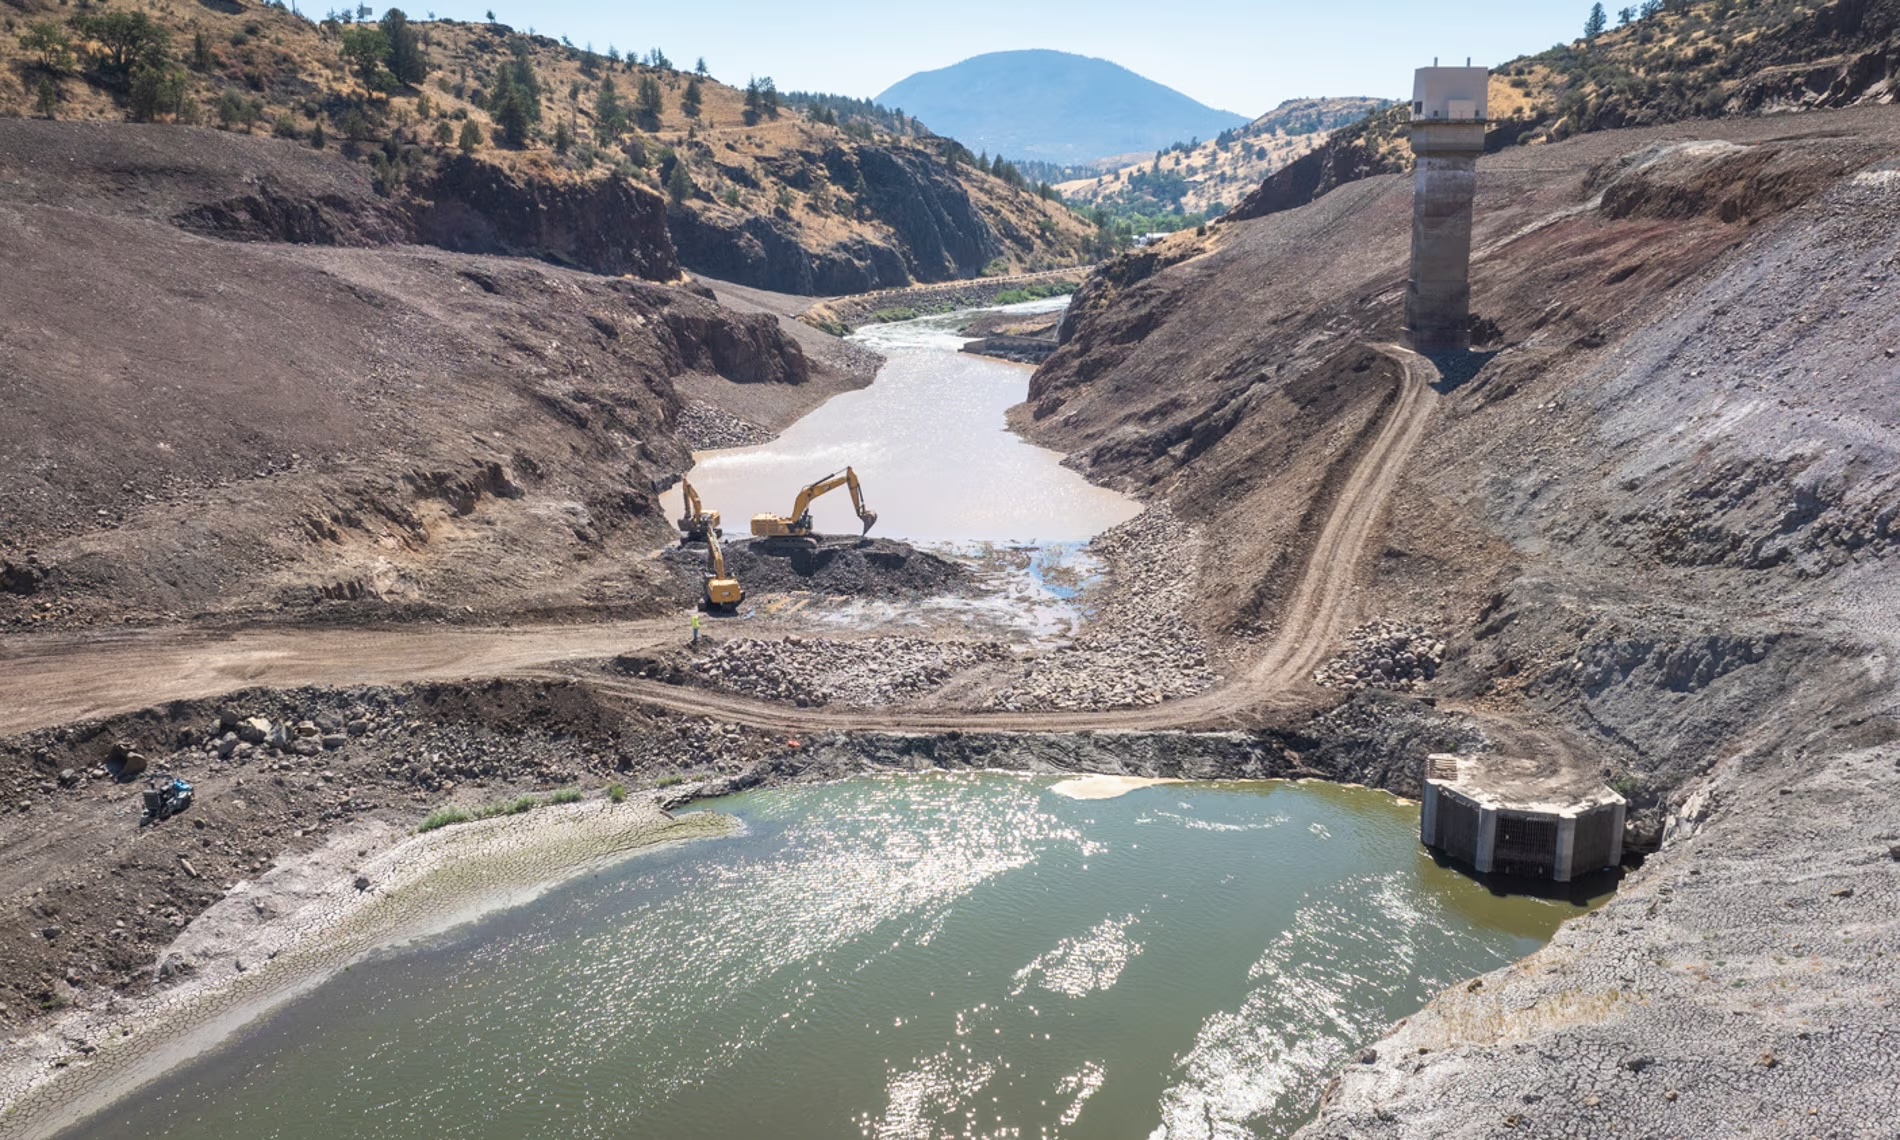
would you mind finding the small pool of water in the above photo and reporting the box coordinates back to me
[662,300,1140,544]
[66,774,1600,1140]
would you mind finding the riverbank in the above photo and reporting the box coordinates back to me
[0,794,730,1139]
[797,269,1088,335]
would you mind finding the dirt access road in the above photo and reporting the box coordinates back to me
[0,346,1438,738]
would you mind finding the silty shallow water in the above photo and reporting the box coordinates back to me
[61,774,1598,1140]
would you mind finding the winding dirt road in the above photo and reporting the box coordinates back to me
[0,346,1438,738]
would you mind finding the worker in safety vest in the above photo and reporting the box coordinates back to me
[691,611,701,644]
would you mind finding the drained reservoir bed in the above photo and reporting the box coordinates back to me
[63,774,1587,1140]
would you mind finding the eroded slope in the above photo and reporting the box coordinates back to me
[1029,105,1900,1133]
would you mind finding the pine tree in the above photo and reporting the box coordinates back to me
[635,75,663,128]
[743,77,762,125]
[595,75,627,138]
[1584,2,1608,39]
[380,9,429,86]
[458,119,482,153]
[667,159,693,205]
[681,76,702,118]
[35,78,57,119]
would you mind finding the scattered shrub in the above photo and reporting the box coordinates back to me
[417,806,471,832]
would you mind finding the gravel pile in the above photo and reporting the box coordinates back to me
[695,636,1008,707]
[665,538,971,600]
[990,508,1215,710]
[675,401,774,450]
[1313,619,1445,691]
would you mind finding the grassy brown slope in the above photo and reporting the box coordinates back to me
[0,121,863,632]
[1236,0,1900,219]
[0,1,1093,291]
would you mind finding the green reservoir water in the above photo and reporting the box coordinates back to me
[66,774,1583,1140]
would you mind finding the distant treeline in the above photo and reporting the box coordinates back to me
[781,91,923,138]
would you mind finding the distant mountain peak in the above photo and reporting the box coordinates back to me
[876,50,1248,165]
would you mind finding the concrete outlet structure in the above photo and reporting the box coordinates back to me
[1405,66,1489,355]
[1420,753,1627,882]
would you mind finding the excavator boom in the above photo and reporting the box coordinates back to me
[752,466,877,539]
[677,476,721,543]
[701,529,744,610]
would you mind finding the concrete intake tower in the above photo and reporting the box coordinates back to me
[1405,65,1488,355]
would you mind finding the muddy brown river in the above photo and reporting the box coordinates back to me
[663,300,1141,543]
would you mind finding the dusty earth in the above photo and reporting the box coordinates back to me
[1021,105,1900,1136]
[0,122,875,634]
[7,102,1900,1139]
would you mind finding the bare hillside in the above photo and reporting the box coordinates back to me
[1029,105,1900,1134]
[0,121,869,630]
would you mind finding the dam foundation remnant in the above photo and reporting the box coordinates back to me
[1420,752,1626,882]
[1405,64,1489,355]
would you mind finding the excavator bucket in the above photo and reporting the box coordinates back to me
[858,506,878,535]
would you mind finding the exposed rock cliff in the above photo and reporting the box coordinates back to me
[412,156,679,281]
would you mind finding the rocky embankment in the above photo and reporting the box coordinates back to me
[664,538,972,600]
[0,680,786,1036]
[1018,106,1900,1136]
[1313,619,1446,692]
[673,401,776,450]
[0,120,863,630]
[691,637,1010,707]
[991,508,1216,710]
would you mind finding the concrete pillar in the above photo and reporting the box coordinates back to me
[1609,801,1627,867]
[1406,124,1485,355]
[1420,778,1440,848]
[1473,805,1498,874]
[1553,815,1578,883]
[1405,66,1488,356]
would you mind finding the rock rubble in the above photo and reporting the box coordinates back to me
[1313,619,1445,691]
[989,507,1216,710]
[694,636,1007,707]
[674,401,774,451]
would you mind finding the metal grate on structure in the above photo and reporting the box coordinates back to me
[1492,812,1558,878]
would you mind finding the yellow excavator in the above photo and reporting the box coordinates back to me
[751,467,878,548]
[700,529,744,611]
[676,476,721,544]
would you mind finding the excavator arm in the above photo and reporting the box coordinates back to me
[677,476,720,541]
[701,529,744,610]
[789,467,878,535]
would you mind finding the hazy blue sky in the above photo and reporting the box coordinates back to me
[419,1,1586,116]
